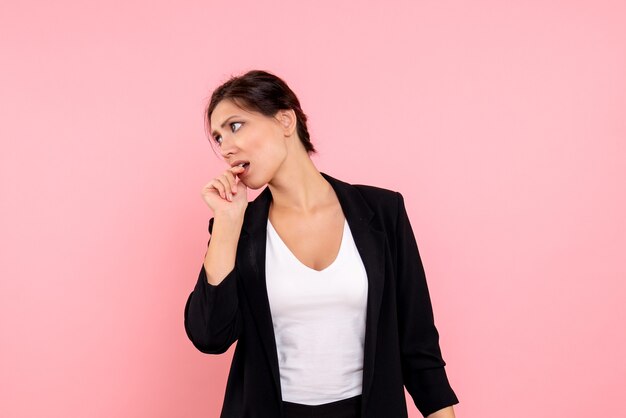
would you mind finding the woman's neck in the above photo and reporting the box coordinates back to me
[267,162,334,215]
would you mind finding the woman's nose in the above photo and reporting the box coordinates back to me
[219,136,237,158]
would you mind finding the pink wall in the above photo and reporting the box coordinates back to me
[1,1,625,417]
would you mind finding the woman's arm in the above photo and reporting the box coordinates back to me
[394,192,459,416]
[427,405,456,418]
[184,214,244,354]
[203,212,244,286]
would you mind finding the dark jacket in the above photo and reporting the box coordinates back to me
[184,171,459,417]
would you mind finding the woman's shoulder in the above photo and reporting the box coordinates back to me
[322,173,402,212]
[352,182,399,199]
[321,171,401,204]
[350,182,402,219]
[348,177,401,209]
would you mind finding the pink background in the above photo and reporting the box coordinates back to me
[1,1,625,417]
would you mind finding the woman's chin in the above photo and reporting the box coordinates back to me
[248,182,265,190]
[239,177,259,190]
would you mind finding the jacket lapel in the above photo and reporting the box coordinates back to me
[237,172,386,409]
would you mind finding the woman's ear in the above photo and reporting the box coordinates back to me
[279,109,297,137]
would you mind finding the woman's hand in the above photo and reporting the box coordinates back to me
[201,165,248,218]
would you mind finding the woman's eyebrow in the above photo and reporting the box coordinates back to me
[211,115,241,137]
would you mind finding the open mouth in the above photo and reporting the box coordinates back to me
[237,161,250,175]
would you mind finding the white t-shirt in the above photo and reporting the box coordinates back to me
[265,217,369,405]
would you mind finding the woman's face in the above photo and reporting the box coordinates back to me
[210,99,289,190]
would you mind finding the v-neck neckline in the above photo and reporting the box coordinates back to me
[267,218,348,273]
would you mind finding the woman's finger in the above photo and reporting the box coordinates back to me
[210,178,227,200]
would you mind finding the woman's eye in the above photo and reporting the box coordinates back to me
[230,122,242,132]
[214,122,242,146]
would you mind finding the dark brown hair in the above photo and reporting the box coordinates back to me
[204,69,317,156]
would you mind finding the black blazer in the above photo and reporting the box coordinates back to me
[184,172,459,418]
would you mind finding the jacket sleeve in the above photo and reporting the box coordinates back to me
[395,192,459,417]
[184,216,242,354]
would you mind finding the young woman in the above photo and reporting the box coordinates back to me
[184,70,459,418]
